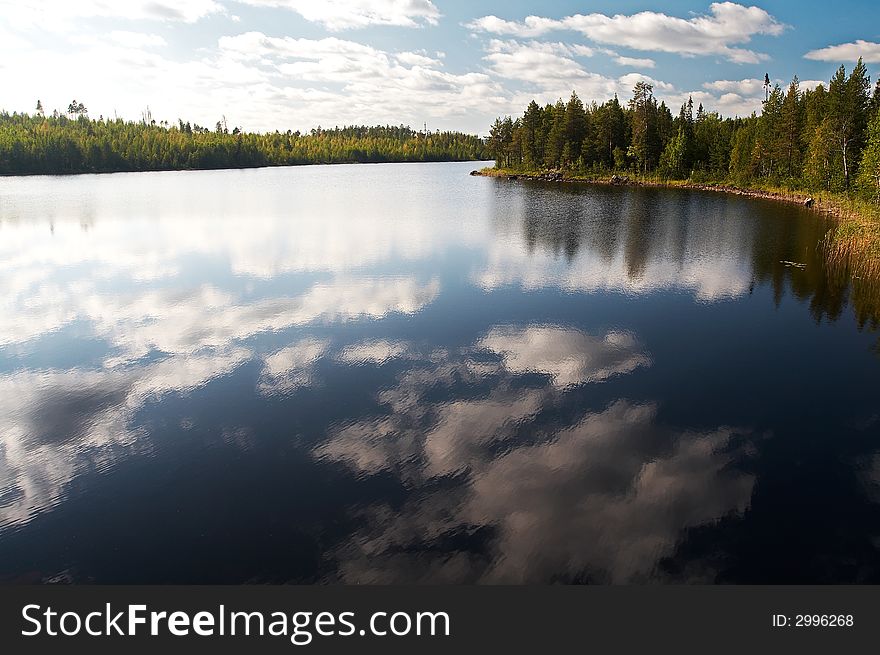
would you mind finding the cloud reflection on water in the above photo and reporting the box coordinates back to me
[318,327,757,583]
[0,349,251,528]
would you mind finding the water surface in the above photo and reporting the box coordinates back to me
[1,162,879,583]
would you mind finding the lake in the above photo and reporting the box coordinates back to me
[1,161,879,584]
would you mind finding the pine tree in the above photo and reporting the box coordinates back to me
[544,99,567,169]
[520,100,543,169]
[754,85,785,179]
[562,92,588,167]
[628,82,660,173]
[780,77,803,179]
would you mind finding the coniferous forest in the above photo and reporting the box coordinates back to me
[486,60,880,205]
[0,106,487,175]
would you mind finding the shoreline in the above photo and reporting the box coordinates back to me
[471,167,837,214]
[0,158,494,179]
[473,167,880,285]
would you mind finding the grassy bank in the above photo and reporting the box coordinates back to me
[477,166,880,287]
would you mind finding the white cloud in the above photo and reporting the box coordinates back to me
[209,32,506,129]
[467,2,784,64]
[466,15,562,39]
[482,40,669,106]
[235,0,441,30]
[804,40,880,63]
[2,27,506,133]
[690,78,768,115]
[0,0,223,27]
[703,78,765,95]
[618,72,675,93]
[677,89,759,117]
[484,40,600,85]
[395,51,443,68]
[799,80,826,91]
[614,55,656,68]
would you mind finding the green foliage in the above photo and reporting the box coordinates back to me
[805,118,842,191]
[658,127,687,179]
[0,112,487,175]
[857,110,880,203]
[828,59,872,187]
[729,119,757,184]
[488,61,880,205]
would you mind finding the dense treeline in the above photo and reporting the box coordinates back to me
[0,106,487,175]
[488,59,880,203]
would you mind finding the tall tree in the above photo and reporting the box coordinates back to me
[780,77,803,178]
[628,81,660,173]
[544,99,567,168]
[562,91,588,166]
[828,59,871,188]
[591,95,626,168]
[753,84,785,179]
[520,100,543,169]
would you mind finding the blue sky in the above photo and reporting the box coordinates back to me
[2,1,879,134]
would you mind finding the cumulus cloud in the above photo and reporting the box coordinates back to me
[482,39,670,106]
[614,55,656,68]
[483,39,604,86]
[804,40,880,63]
[2,24,505,133]
[235,0,441,30]
[209,31,505,129]
[467,2,784,64]
[703,78,765,95]
[686,78,770,116]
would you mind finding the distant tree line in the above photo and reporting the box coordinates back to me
[488,59,880,203]
[0,105,487,175]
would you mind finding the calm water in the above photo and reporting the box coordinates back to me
[1,161,879,584]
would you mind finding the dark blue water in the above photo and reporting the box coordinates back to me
[0,162,878,583]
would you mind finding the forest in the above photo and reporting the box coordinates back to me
[0,106,487,175]
[486,60,880,204]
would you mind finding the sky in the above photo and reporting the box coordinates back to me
[2,0,880,135]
